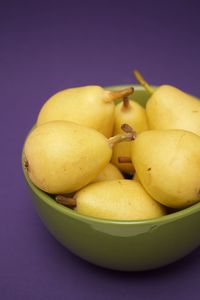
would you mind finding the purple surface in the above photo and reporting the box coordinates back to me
[1,0,200,299]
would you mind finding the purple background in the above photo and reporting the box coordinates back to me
[1,0,200,299]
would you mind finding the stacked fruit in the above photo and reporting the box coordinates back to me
[23,71,200,221]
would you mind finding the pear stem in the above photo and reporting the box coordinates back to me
[104,87,134,103]
[108,123,136,148]
[121,123,135,134]
[122,96,130,109]
[133,70,154,95]
[55,195,77,208]
[118,156,132,163]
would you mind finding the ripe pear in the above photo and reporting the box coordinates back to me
[36,85,133,137]
[134,70,200,136]
[112,96,148,174]
[93,163,124,183]
[131,129,200,209]
[24,121,135,194]
[56,180,166,220]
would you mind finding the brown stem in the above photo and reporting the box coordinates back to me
[108,123,136,148]
[108,132,135,148]
[121,123,135,134]
[104,87,134,103]
[122,96,130,109]
[133,70,154,95]
[118,156,132,163]
[55,195,77,208]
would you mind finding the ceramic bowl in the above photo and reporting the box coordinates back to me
[22,85,200,271]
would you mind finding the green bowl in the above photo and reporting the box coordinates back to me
[22,85,200,271]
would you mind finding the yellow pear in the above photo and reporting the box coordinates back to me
[56,180,166,220]
[93,163,124,183]
[134,70,200,136]
[23,121,134,194]
[111,97,148,174]
[36,85,133,137]
[131,129,200,209]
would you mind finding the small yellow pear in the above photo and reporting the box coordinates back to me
[93,163,124,183]
[36,85,133,137]
[131,129,200,209]
[111,97,148,174]
[134,70,200,136]
[24,121,134,194]
[57,180,166,220]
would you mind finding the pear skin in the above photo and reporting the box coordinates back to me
[112,98,148,174]
[146,85,200,136]
[133,173,140,182]
[36,85,133,137]
[24,121,112,194]
[74,180,166,220]
[131,129,200,209]
[93,163,124,183]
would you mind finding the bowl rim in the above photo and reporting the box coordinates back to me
[21,84,200,226]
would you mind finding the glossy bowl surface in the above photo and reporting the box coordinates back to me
[22,85,200,271]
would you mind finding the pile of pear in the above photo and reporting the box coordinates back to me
[23,71,200,221]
